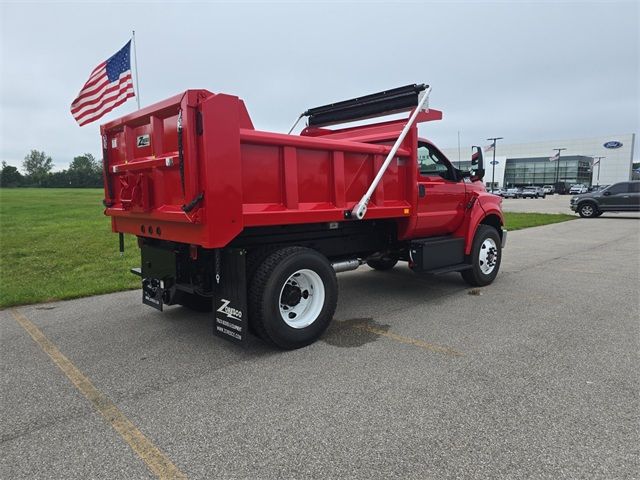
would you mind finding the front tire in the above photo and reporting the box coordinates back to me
[578,202,598,218]
[248,247,337,349]
[461,225,502,287]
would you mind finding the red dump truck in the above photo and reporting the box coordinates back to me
[100,84,505,349]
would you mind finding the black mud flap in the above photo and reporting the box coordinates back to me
[141,246,178,311]
[142,278,164,311]
[213,249,248,344]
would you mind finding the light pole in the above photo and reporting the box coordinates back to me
[593,156,605,185]
[487,136,503,190]
[553,148,567,188]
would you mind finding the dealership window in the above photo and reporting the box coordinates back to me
[503,156,593,187]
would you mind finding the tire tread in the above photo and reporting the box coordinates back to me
[248,246,337,349]
[461,225,502,287]
[249,247,306,343]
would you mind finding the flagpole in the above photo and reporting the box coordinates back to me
[132,30,141,109]
[487,136,503,191]
[553,147,566,190]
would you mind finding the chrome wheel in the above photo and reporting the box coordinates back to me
[278,269,325,329]
[479,238,499,275]
[580,204,594,217]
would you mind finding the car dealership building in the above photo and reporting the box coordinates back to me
[441,133,636,189]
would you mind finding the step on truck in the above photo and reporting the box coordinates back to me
[100,84,506,349]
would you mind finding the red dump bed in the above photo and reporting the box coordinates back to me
[101,90,442,248]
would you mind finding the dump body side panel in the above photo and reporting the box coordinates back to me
[238,131,412,228]
[102,90,455,249]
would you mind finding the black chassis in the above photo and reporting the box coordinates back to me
[136,218,502,344]
[138,220,398,343]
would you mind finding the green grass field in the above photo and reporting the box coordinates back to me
[0,189,139,308]
[502,212,576,231]
[0,188,576,308]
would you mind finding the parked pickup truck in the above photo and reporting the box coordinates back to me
[569,184,588,194]
[570,181,640,217]
[521,186,546,199]
[100,84,506,349]
[503,187,522,199]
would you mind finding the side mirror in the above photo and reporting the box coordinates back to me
[603,191,611,196]
[470,146,485,181]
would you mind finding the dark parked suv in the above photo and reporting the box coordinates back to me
[570,181,640,217]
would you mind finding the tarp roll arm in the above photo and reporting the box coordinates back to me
[287,113,305,135]
[351,85,432,220]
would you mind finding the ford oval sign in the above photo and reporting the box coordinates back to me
[603,141,623,149]
[490,160,499,165]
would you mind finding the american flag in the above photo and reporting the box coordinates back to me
[549,152,560,161]
[484,143,495,152]
[71,41,135,126]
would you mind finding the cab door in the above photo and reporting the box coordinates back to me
[415,141,467,237]
[599,182,632,210]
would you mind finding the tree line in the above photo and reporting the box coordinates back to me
[0,150,103,188]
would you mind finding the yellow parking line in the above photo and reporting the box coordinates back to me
[352,323,463,357]
[10,309,187,480]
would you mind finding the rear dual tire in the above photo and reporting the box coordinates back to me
[248,247,337,350]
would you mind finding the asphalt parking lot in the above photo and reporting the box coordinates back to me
[2,216,639,479]
[501,193,574,214]
[500,192,640,217]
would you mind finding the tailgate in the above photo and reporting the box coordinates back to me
[101,90,211,240]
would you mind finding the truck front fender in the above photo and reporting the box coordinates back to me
[464,196,504,255]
